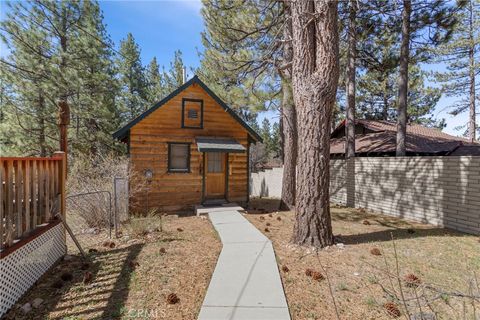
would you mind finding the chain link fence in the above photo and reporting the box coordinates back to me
[66,191,112,253]
[65,177,130,254]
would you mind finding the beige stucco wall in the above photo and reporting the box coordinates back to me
[250,156,480,235]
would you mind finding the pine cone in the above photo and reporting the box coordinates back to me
[384,302,401,318]
[167,293,179,304]
[312,271,324,281]
[277,216,282,221]
[305,268,314,277]
[370,248,382,256]
[404,273,421,287]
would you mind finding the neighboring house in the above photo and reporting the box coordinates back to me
[330,120,480,158]
[113,76,262,212]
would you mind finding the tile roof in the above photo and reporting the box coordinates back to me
[330,120,480,155]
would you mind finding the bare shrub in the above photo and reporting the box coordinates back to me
[67,153,147,228]
[125,209,163,237]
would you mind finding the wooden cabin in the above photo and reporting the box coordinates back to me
[113,76,262,212]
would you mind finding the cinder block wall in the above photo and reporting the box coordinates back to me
[250,156,480,235]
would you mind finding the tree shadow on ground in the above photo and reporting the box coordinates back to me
[331,207,472,245]
[247,198,282,214]
[337,227,467,245]
[6,243,143,320]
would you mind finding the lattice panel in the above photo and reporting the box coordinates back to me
[0,224,66,318]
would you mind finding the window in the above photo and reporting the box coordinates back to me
[182,98,203,128]
[208,152,223,173]
[168,143,190,172]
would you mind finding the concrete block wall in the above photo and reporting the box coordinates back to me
[250,156,480,235]
[250,167,283,198]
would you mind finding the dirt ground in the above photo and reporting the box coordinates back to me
[245,198,480,320]
[4,214,221,320]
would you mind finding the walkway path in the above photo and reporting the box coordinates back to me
[198,209,290,320]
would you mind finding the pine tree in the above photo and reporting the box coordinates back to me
[394,0,456,155]
[116,33,148,122]
[198,0,281,121]
[146,56,165,103]
[291,1,339,247]
[260,118,273,160]
[163,50,185,92]
[357,63,443,127]
[434,0,480,141]
[71,0,119,155]
[1,0,120,156]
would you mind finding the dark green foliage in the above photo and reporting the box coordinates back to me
[198,0,282,123]
[433,0,479,139]
[1,0,121,156]
[116,33,149,121]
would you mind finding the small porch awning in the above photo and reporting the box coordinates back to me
[196,137,246,153]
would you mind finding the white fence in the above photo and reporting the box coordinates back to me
[249,156,480,235]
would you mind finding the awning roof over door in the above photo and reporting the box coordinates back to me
[196,137,246,153]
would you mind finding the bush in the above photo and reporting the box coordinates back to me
[67,153,147,228]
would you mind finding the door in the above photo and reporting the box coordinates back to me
[205,152,226,199]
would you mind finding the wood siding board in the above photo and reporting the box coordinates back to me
[44,160,50,220]
[23,160,30,234]
[0,161,4,248]
[6,160,14,246]
[15,161,23,238]
[32,161,38,227]
[38,161,44,224]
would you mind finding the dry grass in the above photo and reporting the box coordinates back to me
[245,199,480,320]
[5,214,221,320]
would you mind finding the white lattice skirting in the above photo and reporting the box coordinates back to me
[0,223,66,317]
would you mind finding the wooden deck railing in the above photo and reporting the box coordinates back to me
[0,152,66,250]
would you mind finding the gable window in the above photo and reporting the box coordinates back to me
[168,143,190,172]
[182,98,203,129]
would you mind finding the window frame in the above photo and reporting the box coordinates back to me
[167,142,191,173]
[181,98,204,129]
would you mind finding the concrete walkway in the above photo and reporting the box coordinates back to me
[198,209,290,320]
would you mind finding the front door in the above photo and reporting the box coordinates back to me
[205,152,226,200]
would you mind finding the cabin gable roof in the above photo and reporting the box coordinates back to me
[112,75,262,142]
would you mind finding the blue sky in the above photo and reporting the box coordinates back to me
[0,0,469,136]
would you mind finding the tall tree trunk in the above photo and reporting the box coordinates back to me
[468,0,476,142]
[396,0,411,156]
[291,0,339,248]
[58,7,70,160]
[345,0,357,159]
[279,2,297,211]
[280,77,297,210]
[382,80,389,120]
